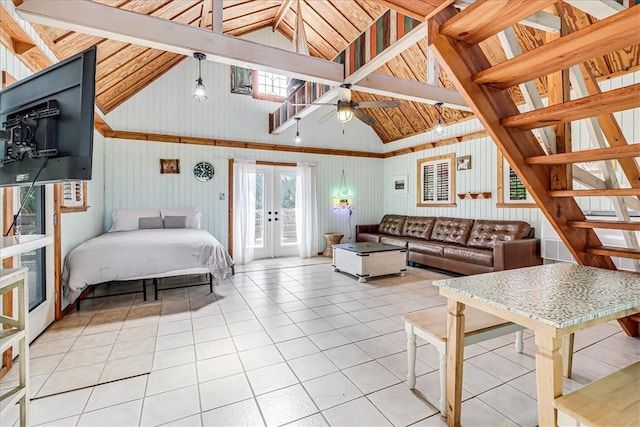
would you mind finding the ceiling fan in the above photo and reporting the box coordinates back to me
[293,84,400,126]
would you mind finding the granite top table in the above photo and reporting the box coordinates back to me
[433,263,640,427]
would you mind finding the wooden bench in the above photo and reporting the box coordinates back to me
[554,361,639,427]
[403,305,525,416]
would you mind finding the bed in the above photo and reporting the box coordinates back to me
[62,208,234,303]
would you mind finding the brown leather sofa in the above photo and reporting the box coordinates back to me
[356,214,541,275]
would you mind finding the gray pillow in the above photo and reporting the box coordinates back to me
[138,216,164,229]
[164,215,187,229]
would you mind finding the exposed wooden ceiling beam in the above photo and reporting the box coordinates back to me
[454,0,560,33]
[473,6,640,89]
[440,0,557,44]
[353,73,470,111]
[212,0,222,34]
[369,0,454,21]
[0,3,51,70]
[345,21,428,83]
[272,0,294,31]
[563,0,625,20]
[16,0,345,86]
[199,0,211,29]
[501,83,640,130]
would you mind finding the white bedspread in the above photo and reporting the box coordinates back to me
[62,229,234,302]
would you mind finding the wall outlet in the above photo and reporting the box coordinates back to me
[219,193,225,200]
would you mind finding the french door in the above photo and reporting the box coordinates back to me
[16,185,54,341]
[253,165,298,259]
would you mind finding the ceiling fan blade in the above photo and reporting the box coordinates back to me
[354,100,400,108]
[353,108,377,126]
[319,109,336,124]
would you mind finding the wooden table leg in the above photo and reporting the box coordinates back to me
[534,333,562,427]
[405,323,417,389]
[446,299,465,427]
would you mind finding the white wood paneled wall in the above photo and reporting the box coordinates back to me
[104,138,385,250]
[383,136,544,234]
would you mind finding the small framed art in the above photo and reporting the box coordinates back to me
[392,174,408,194]
[160,159,180,174]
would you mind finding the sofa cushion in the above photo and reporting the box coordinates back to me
[379,236,408,247]
[358,233,382,243]
[408,240,448,257]
[443,246,494,267]
[430,217,475,245]
[402,216,437,239]
[378,214,407,236]
[466,220,532,249]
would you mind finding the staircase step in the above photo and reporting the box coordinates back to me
[472,7,640,89]
[527,145,640,165]
[439,0,556,45]
[568,220,640,231]
[549,188,640,197]
[585,246,640,260]
[501,84,640,130]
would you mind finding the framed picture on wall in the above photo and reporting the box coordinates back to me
[457,155,472,171]
[160,159,180,174]
[392,174,408,194]
[231,66,253,95]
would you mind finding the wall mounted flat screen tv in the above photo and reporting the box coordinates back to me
[0,46,97,187]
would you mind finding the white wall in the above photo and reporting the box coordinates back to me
[383,133,544,234]
[104,138,385,251]
[60,132,105,258]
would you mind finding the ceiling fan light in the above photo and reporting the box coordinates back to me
[336,104,353,123]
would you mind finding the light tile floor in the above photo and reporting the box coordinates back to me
[1,257,638,426]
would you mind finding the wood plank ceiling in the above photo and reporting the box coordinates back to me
[27,0,640,144]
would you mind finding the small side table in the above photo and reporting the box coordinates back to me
[323,233,344,257]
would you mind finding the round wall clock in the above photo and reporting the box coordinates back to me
[194,161,215,181]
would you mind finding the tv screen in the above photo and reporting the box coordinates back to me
[0,46,97,187]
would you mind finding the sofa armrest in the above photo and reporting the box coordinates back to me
[356,224,379,235]
[494,238,542,271]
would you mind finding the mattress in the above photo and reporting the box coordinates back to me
[62,228,234,302]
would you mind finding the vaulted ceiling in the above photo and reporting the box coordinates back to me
[8,0,640,144]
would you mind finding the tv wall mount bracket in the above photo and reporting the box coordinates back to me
[0,100,60,164]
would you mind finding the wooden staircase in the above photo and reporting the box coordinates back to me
[428,1,640,335]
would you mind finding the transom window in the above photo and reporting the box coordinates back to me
[253,71,288,101]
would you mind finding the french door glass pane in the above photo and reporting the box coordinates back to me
[18,186,46,311]
[254,172,265,248]
[280,172,297,245]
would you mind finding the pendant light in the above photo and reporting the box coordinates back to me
[193,52,207,102]
[434,102,444,135]
[336,103,354,123]
[294,117,302,145]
